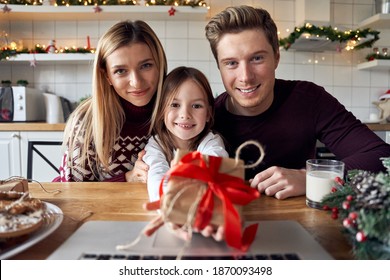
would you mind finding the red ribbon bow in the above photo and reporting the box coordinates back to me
[159,151,260,251]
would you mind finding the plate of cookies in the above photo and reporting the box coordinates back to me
[0,191,63,259]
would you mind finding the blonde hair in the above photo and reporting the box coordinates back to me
[151,66,215,163]
[205,5,279,64]
[63,20,167,174]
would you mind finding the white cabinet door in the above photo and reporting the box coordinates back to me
[0,131,21,179]
[20,131,64,182]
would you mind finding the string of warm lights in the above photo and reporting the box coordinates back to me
[279,23,380,52]
[0,0,208,6]
[1,30,95,61]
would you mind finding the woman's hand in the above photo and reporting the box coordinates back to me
[250,166,306,199]
[125,150,149,183]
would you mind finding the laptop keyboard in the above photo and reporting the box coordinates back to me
[79,253,301,260]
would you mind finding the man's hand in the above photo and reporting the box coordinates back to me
[125,150,149,183]
[250,166,306,199]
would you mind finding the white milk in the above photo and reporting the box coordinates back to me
[306,170,341,203]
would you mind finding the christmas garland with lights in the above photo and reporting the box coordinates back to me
[321,158,390,260]
[366,53,390,61]
[279,23,380,51]
[0,0,207,6]
[0,45,93,61]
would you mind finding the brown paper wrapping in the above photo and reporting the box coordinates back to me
[160,150,244,227]
[0,178,29,193]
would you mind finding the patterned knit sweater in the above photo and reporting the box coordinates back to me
[57,97,153,182]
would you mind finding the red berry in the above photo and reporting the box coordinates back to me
[356,231,367,242]
[348,212,358,220]
[346,195,353,201]
[334,176,345,185]
[332,207,339,213]
[331,187,337,193]
[342,201,350,210]
[322,205,330,211]
[343,218,353,228]
[331,212,338,219]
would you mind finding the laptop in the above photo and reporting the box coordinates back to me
[47,220,333,260]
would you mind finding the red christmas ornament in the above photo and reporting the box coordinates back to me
[346,195,353,201]
[94,5,102,13]
[2,4,11,13]
[168,7,176,16]
[331,187,337,193]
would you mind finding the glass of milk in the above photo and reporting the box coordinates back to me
[306,159,345,209]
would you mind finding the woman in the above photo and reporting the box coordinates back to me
[56,20,167,182]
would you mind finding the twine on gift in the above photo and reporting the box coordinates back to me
[160,150,262,252]
[1,176,61,194]
[164,182,207,260]
[216,140,265,178]
[116,182,205,260]
[235,140,265,169]
[117,140,265,257]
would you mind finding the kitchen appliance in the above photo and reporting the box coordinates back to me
[376,0,390,14]
[43,93,73,123]
[0,86,45,122]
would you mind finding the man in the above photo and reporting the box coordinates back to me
[205,5,390,200]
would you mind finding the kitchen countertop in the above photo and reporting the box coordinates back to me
[0,122,66,131]
[364,123,390,131]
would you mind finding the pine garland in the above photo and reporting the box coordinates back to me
[366,53,390,61]
[0,44,94,61]
[321,158,390,260]
[279,23,380,51]
[0,0,207,6]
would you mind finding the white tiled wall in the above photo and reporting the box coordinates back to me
[1,0,390,122]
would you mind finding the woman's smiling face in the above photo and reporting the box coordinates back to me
[105,43,159,107]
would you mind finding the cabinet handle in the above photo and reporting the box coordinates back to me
[11,133,20,139]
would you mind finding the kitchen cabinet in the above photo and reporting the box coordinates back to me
[0,131,21,179]
[357,13,390,71]
[0,130,63,182]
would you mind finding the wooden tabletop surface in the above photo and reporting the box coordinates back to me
[7,182,353,260]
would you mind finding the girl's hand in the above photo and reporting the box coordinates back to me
[125,150,149,182]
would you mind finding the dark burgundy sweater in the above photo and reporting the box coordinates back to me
[214,79,390,180]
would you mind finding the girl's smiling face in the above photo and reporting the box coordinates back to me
[164,79,210,150]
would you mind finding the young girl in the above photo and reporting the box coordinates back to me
[56,20,167,182]
[143,66,228,201]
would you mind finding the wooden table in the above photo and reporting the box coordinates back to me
[9,182,353,260]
